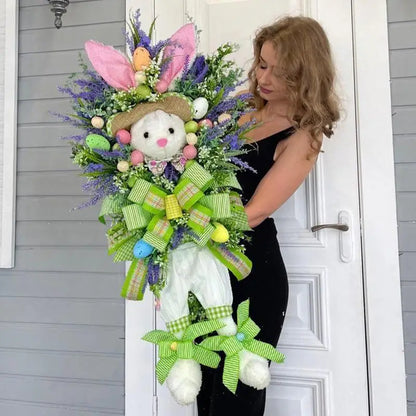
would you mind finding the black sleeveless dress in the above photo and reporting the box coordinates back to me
[197,127,293,416]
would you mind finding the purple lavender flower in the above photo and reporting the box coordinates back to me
[146,259,161,285]
[181,55,209,84]
[206,93,251,120]
[78,175,118,209]
[171,226,186,249]
[83,163,104,173]
[148,39,170,59]
[60,134,85,143]
[230,157,257,173]
[94,149,124,159]
[223,134,239,150]
[164,163,179,182]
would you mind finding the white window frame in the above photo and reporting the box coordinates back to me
[0,0,18,268]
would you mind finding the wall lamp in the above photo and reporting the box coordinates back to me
[48,0,70,29]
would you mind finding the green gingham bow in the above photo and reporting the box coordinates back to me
[142,320,225,384]
[121,161,236,248]
[200,299,285,393]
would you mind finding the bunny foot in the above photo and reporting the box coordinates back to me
[166,358,202,405]
[238,349,271,390]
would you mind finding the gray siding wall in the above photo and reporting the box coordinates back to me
[387,1,416,415]
[0,1,126,415]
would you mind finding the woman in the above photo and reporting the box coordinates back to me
[197,16,340,416]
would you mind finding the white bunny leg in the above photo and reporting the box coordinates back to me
[166,358,202,405]
[238,349,270,390]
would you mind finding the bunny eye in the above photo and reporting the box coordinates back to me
[168,128,174,134]
[144,132,149,139]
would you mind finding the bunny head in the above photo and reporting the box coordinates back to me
[130,110,186,160]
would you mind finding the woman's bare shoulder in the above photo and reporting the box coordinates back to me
[274,128,323,161]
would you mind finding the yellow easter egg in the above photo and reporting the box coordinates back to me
[133,47,151,71]
[211,222,229,243]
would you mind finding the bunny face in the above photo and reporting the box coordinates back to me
[130,110,187,160]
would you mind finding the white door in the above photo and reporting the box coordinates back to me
[125,1,368,415]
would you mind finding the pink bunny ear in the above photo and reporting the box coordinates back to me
[85,40,136,91]
[156,23,196,93]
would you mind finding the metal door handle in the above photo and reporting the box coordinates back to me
[311,223,349,232]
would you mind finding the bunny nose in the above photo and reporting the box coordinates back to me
[157,138,168,147]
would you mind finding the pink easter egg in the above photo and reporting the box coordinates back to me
[183,145,197,160]
[130,150,144,165]
[116,129,131,144]
[198,119,213,129]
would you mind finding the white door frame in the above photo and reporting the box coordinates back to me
[124,1,408,415]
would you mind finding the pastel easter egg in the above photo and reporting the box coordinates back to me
[116,129,131,144]
[134,71,147,85]
[112,143,120,151]
[117,160,130,172]
[183,144,197,160]
[133,47,151,71]
[133,239,154,258]
[192,97,209,120]
[185,120,199,134]
[85,134,110,151]
[136,84,152,100]
[186,132,198,145]
[91,116,104,129]
[198,119,213,129]
[130,150,144,165]
[211,222,229,243]
[218,113,232,123]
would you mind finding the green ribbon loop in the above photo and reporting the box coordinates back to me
[181,160,214,191]
[142,215,174,251]
[122,204,153,231]
[99,194,128,224]
[142,320,225,384]
[200,193,231,219]
[201,299,285,394]
[121,258,148,300]
[208,243,252,280]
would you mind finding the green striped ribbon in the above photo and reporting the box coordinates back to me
[187,203,213,233]
[128,178,152,204]
[190,223,215,246]
[174,178,204,210]
[128,179,167,215]
[113,236,137,262]
[200,193,231,219]
[181,160,214,191]
[142,320,225,384]
[142,216,174,252]
[107,224,142,257]
[208,243,252,280]
[121,259,148,300]
[122,204,152,231]
[201,299,285,394]
[220,172,242,190]
[99,194,128,224]
[228,192,251,231]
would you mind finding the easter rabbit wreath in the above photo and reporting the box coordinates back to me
[58,10,284,405]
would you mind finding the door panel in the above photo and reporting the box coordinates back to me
[126,0,368,414]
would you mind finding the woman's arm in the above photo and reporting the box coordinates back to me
[245,130,321,228]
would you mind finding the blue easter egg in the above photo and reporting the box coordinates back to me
[133,239,154,258]
[236,332,245,342]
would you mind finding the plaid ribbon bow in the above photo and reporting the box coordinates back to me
[200,299,285,393]
[142,319,225,384]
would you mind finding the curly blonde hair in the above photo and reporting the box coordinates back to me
[248,16,340,149]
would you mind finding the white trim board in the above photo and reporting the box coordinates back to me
[0,0,18,268]
[352,1,407,415]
